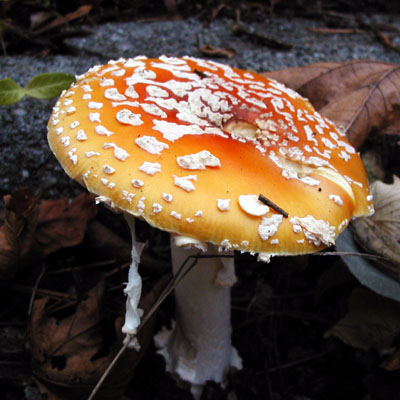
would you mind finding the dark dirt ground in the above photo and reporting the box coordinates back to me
[4,206,396,400]
[1,2,400,400]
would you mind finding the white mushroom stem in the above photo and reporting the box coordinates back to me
[154,239,242,399]
[121,213,146,349]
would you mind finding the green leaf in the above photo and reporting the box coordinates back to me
[25,73,75,100]
[0,78,25,105]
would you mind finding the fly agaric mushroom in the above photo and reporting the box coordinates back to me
[47,56,374,397]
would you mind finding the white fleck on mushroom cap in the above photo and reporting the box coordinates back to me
[47,56,374,255]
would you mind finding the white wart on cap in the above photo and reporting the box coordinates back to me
[48,56,374,256]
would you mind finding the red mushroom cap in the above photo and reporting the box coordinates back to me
[47,56,374,256]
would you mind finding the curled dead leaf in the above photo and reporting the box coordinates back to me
[30,275,164,400]
[30,280,109,394]
[337,177,400,301]
[369,176,400,240]
[351,217,400,274]
[31,5,93,35]
[30,11,57,30]
[36,192,97,257]
[263,60,400,149]
[325,287,400,351]
[351,177,400,273]
[336,228,400,303]
[0,191,97,279]
[381,347,400,371]
[0,189,40,278]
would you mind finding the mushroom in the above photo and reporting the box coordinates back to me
[47,56,374,397]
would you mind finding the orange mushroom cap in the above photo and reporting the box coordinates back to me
[47,56,374,256]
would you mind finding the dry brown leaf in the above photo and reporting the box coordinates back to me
[36,192,97,256]
[262,62,339,96]
[375,30,400,54]
[30,11,56,30]
[31,280,108,385]
[351,217,400,273]
[209,3,227,23]
[263,60,400,149]
[369,177,400,240]
[198,43,236,59]
[325,287,400,351]
[32,5,93,35]
[85,220,132,263]
[350,177,400,279]
[381,347,400,371]
[0,189,40,278]
[30,277,163,400]
[0,191,96,279]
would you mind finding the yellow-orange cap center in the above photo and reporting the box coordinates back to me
[47,56,374,255]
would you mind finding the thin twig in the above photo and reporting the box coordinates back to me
[0,282,77,301]
[87,336,132,399]
[47,259,118,275]
[313,250,387,261]
[45,300,77,315]
[267,351,331,373]
[258,194,289,218]
[0,321,26,327]
[28,263,47,317]
[87,253,215,400]
[89,249,381,398]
